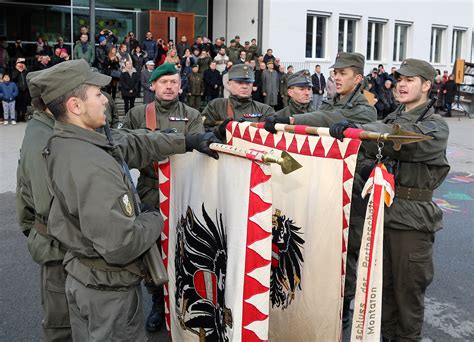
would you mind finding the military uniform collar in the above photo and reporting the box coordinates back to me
[32,110,55,129]
[229,94,252,106]
[53,121,110,148]
[155,98,179,113]
[289,99,311,114]
[385,101,433,122]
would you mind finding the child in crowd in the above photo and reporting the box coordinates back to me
[0,73,18,125]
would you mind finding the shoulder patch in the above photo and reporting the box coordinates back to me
[118,193,134,217]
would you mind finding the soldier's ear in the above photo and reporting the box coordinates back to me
[66,96,82,117]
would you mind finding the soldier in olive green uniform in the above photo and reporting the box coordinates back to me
[16,70,71,341]
[331,59,450,342]
[279,67,293,108]
[36,60,219,341]
[265,52,377,332]
[187,64,204,110]
[121,62,205,332]
[227,39,242,64]
[275,69,313,118]
[203,63,275,138]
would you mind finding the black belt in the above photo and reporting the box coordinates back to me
[395,186,433,202]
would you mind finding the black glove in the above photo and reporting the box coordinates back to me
[160,128,178,134]
[185,132,220,159]
[329,121,357,142]
[217,118,233,141]
[264,115,290,134]
[23,229,31,237]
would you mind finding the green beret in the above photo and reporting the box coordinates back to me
[229,64,254,83]
[288,69,313,88]
[330,52,365,71]
[395,58,436,81]
[34,59,111,104]
[26,70,45,98]
[149,62,178,83]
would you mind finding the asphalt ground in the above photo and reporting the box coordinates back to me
[0,115,473,341]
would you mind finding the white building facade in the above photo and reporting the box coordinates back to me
[213,0,473,75]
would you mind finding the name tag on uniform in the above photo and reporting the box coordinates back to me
[169,116,189,122]
[243,113,263,118]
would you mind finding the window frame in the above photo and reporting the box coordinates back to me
[393,22,411,62]
[451,28,466,64]
[430,26,446,64]
[305,11,331,60]
[338,16,359,53]
[366,19,386,62]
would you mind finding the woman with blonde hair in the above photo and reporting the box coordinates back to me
[103,46,121,99]
[164,48,180,65]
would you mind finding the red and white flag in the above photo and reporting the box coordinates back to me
[227,122,361,341]
[351,164,394,342]
[159,151,273,341]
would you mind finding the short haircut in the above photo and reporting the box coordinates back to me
[31,96,47,111]
[47,84,90,122]
[349,66,364,77]
[315,64,321,68]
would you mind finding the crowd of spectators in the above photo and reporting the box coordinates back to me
[0,27,458,122]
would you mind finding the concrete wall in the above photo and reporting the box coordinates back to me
[212,0,259,43]
[215,0,473,75]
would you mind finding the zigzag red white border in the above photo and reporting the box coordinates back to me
[241,161,272,341]
[227,122,361,340]
[158,160,171,333]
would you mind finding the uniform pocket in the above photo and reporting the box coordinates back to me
[408,247,434,290]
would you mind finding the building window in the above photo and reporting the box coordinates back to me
[338,18,357,53]
[306,14,327,59]
[367,21,384,61]
[430,27,445,64]
[393,23,409,61]
[451,29,464,64]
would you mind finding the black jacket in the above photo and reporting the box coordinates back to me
[443,80,457,103]
[120,71,139,98]
[311,73,326,94]
[203,69,222,96]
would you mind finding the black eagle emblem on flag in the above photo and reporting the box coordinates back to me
[270,209,305,309]
[175,204,233,341]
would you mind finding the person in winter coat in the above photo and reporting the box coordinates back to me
[120,60,139,113]
[11,58,29,121]
[131,45,148,97]
[0,73,19,125]
[103,47,121,100]
[203,61,222,102]
[262,60,279,108]
[73,34,95,66]
[376,79,397,119]
[432,76,445,114]
[141,60,156,104]
[443,74,457,117]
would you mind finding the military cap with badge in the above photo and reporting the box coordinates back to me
[229,64,255,83]
[330,52,365,71]
[395,58,436,81]
[288,69,313,88]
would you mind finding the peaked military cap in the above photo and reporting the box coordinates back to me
[229,64,255,83]
[149,62,178,83]
[395,58,436,81]
[34,59,111,104]
[288,69,313,88]
[330,52,365,71]
[26,70,44,98]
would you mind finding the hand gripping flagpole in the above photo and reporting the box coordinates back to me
[209,143,302,174]
[250,123,433,151]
